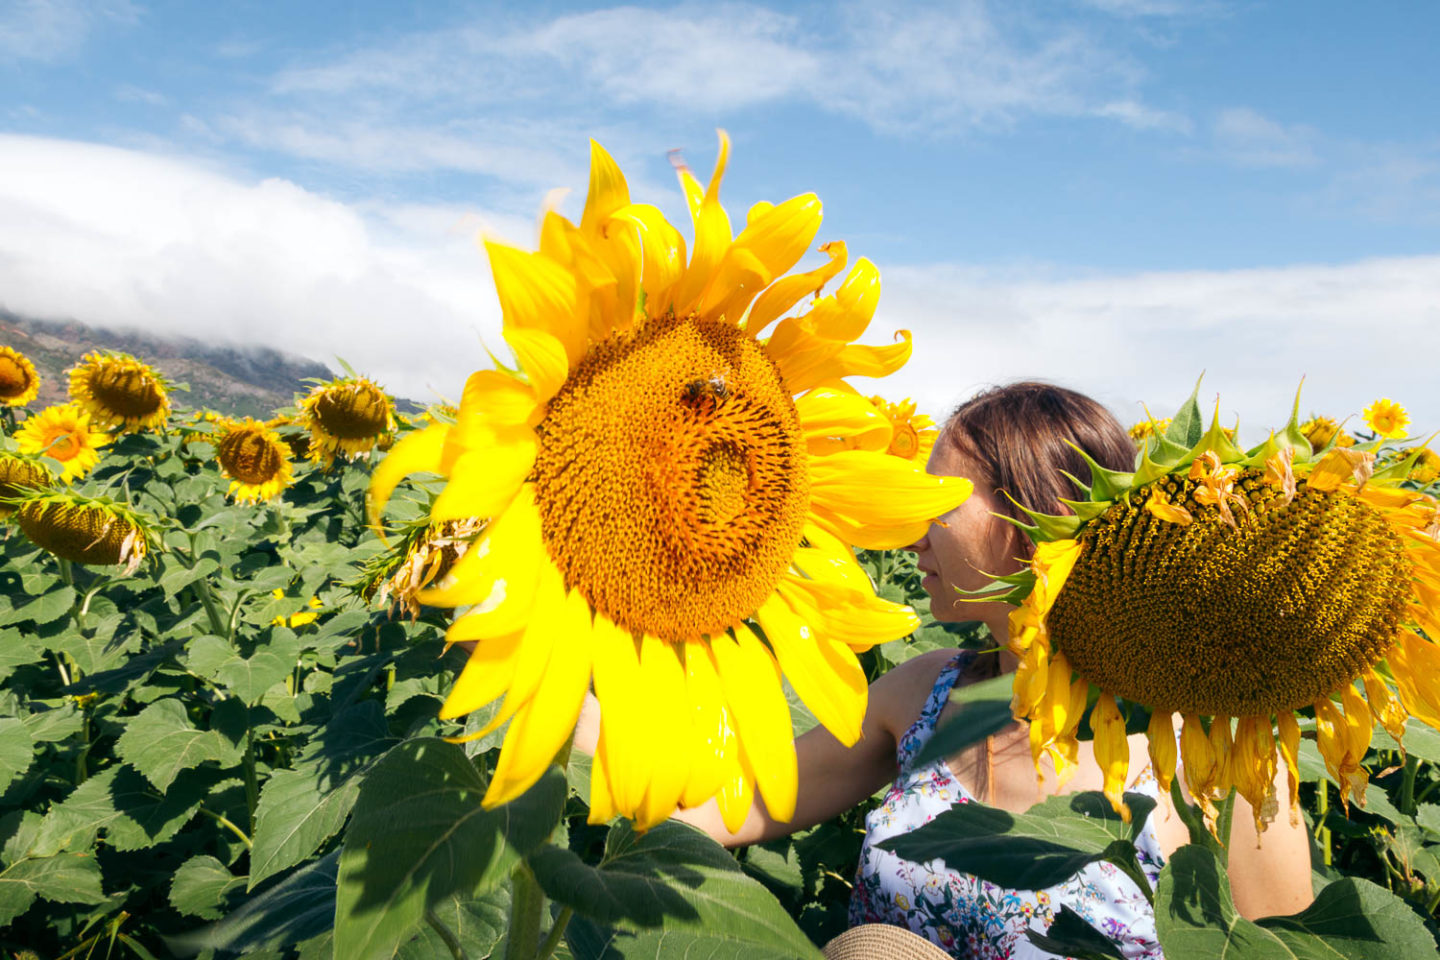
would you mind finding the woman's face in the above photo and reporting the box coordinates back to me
[910,441,1024,626]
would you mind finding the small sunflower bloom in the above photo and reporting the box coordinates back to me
[214,417,294,504]
[1128,417,1171,443]
[1363,398,1410,440]
[14,403,110,481]
[16,492,153,574]
[0,346,41,407]
[370,133,972,827]
[992,384,1440,835]
[299,377,395,466]
[867,396,939,463]
[1300,416,1355,450]
[68,351,171,432]
[270,589,323,628]
[1406,447,1440,485]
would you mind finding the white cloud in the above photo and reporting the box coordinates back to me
[1212,107,1318,168]
[7,135,1434,433]
[0,0,136,63]
[0,135,523,404]
[873,256,1440,436]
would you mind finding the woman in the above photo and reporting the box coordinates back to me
[674,381,1314,957]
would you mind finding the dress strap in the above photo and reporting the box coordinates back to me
[896,650,978,771]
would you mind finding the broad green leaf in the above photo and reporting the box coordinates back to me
[33,765,203,855]
[879,791,1157,893]
[530,822,821,959]
[1415,803,1440,838]
[1025,905,1125,960]
[169,850,340,954]
[170,854,247,920]
[1156,844,1438,958]
[566,916,819,960]
[911,671,1016,768]
[1371,718,1440,765]
[395,886,509,960]
[1,585,76,627]
[21,702,84,742]
[184,635,235,678]
[0,849,107,926]
[0,628,43,681]
[0,717,35,793]
[115,698,243,791]
[250,766,363,889]
[217,633,302,704]
[334,738,566,960]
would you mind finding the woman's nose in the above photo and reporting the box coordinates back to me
[908,528,930,553]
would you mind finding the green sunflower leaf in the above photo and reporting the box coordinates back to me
[1165,375,1206,449]
[115,698,244,792]
[1024,905,1125,960]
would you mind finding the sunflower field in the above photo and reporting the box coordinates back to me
[5,137,1440,960]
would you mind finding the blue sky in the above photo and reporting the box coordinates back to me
[2,0,1438,433]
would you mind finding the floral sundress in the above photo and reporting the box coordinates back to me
[850,651,1167,959]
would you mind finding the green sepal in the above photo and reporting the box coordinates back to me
[958,570,1037,607]
[1059,470,1092,501]
[1372,447,1425,484]
[1132,436,1182,488]
[1240,431,1282,470]
[1281,380,1315,461]
[1066,443,1135,502]
[1187,398,1246,465]
[1000,493,1081,542]
[1163,374,1206,449]
[1059,497,1114,523]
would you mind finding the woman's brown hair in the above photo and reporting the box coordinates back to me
[941,381,1135,559]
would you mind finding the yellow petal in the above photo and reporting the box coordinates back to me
[1362,667,1407,745]
[801,258,881,344]
[438,628,524,720]
[1180,713,1220,829]
[756,592,866,746]
[1276,710,1302,827]
[700,193,821,324]
[791,522,870,590]
[1092,693,1131,821]
[1306,447,1376,492]
[483,585,594,807]
[636,635,692,829]
[581,140,632,237]
[777,330,913,396]
[778,575,918,651]
[485,240,585,365]
[671,131,734,316]
[794,384,893,455]
[808,449,973,550]
[680,640,729,810]
[430,434,537,523]
[715,726,756,835]
[1146,709,1177,794]
[747,241,848,335]
[588,736,618,825]
[368,422,448,528]
[714,625,797,823]
[590,614,650,818]
[467,560,568,739]
[504,328,571,404]
[698,244,770,325]
[421,484,544,608]
[607,202,686,316]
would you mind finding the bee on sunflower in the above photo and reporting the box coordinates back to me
[991,382,1440,836]
[14,403,111,481]
[369,133,973,827]
[0,346,41,408]
[14,491,155,574]
[68,350,172,433]
[299,376,395,466]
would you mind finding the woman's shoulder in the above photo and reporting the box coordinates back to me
[868,648,967,742]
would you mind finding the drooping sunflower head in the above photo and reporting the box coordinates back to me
[14,403,111,481]
[0,346,41,407]
[15,491,155,574]
[369,133,973,827]
[299,376,395,465]
[68,350,171,433]
[213,417,295,504]
[867,395,938,463]
[995,380,1440,835]
[0,454,53,518]
[361,516,487,619]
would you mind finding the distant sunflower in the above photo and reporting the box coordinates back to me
[14,403,110,481]
[16,491,153,574]
[1301,415,1355,450]
[365,517,487,619]
[1364,397,1410,440]
[0,347,41,407]
[1128,417,1171,444]
[213,417,294,503]
[299,377,395,465]
[1407,448,1440,486]
[0,454,52,518]
[371,133,973,826]
[994,383,1440,834]
[868,396,939,463]
[68,351,171,432]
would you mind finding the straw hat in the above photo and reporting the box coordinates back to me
[822,924,953,960]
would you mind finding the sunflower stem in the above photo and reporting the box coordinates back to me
[195,806,253,849]
[1398,754,1419,815]
[426,909,470,960]
[502,861,547,960]
[1316,780,1332,867]
[534,906,572,960]
[243,725,259,835]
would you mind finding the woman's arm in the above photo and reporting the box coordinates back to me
[1225,776,1315,919]
[673,649,959,847]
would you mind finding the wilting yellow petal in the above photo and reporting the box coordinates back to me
[756,592,866,746]
[1307,447,1376,492]
[484,585,594,807]
[808,450,973,550]
[368,423,448,528]
[1276,710,1302,827]
[714,625,797,823]
[1145,485,1193,526]
[1147,709,1177,794]
[1092,692,1131,822]
[1231,716,1278,836]
[1362,668,1408,745]
[1180,713,1221,832]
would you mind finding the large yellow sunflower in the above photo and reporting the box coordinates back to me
[0,346,41,407]
[213,417,294,503]
[68,351,171,433]
[997,384,1440,835]
[370,134,972,827]
[299,377,395,466]
[14,403,111,481]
